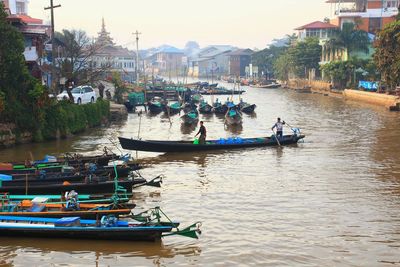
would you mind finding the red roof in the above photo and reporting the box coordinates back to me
[295,21,338,30]
[7,14,43,25]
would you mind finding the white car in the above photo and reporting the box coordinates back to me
[57,86,97,104]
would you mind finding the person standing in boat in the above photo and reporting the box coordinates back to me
[272,117,285,140]
[195,121,207,145]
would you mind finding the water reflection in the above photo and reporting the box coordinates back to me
[225,124,243,135]
[0,237,201,266]
[180,124,197,135]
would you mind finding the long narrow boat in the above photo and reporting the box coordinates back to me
[0,216,173,241]
[181,110,199,125]
[198,101,213,114]
[3,164,139,178]
[225,108,243,125]
[119,134,305,153]
[0,180,135,195]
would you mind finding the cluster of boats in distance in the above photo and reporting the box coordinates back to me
[124,79,282,127]
[148,95,256,126]
[0,151,201,242]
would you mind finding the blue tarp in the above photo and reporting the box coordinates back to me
[359,81,378,92]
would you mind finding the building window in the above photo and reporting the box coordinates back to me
[306,29,321,38]
[16,2,25,14]
[369,18,381,33]
[385,0,399,8]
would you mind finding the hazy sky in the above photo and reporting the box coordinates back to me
[29,0,332,49]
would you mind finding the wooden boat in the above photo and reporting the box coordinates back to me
[0,179,136,195]
[191,94,202,103]
[0,216,173,242]
[119,134,305,153]
[252,83,281,89]
[198,100,213,114]
[181,110,199,125]
[4,164,139,178]
[6,152,123,169]
[212,101,228,114]
[182,102,197,114]
[225,107,242,126]
[147,97,164,114]
[163,102,181,115]
[201,88,246,95]
[0,202,133,219]
[238,101,256,114]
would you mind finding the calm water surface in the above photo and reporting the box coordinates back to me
[0,84,400,266]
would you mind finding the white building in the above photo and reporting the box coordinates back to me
[91,19,136,82]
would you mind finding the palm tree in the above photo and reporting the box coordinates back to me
[325,22,370,56]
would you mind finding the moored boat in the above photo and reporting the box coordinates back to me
[147,97,164,114]
[181,110,199,125]
[212,100,228,114]
[0,215,173,242]
[0,206,201,241]
[237,101,256,114]
[163,102,181,115]
[225,107,243,126]
[198,100,213,114]
[0,179,136,195]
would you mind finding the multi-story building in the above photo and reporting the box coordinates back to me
[91,19,136,83]
[295,21,338,41]
[144,46,184,76]
[1,0,50,82]
[188,45,235,78]
[227,49,253,77]
[327,0,399,33]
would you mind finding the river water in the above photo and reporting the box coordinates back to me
[0,85,400,266]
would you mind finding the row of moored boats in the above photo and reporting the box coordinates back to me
[0,151,201,242]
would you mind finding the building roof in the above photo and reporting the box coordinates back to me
[95,45,135,58]
[7,14,43,25]
[295,21,338,30]
[227,48,254,56]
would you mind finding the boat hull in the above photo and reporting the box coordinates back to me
[119,135,305,153]
[0,180,135,195]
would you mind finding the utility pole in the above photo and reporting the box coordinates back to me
[133,30,141,86]
[44,0,61,94]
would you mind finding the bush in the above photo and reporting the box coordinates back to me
[41,99,110,139]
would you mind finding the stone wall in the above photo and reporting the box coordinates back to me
[343,89,400,109]
[0,123,32,148]
[287,79,331,92]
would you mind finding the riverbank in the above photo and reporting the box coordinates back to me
[285,79,400,110]
[0,99,114,148]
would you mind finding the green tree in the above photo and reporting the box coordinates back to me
[325,22,370,56]
[251,45,287,79]
[321,58,378,89]
[55,29,111,100]
[0,3,47,133]
[289,37,322,78]
[374,17,400,90]
[273,53,292,81]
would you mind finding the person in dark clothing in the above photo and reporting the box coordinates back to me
[195,121,207,145]
[98,83,105,99]
[272,117,285,140]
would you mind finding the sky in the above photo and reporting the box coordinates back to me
[29,0,332,50]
